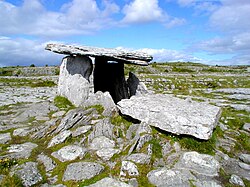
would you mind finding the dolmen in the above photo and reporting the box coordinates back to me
[46,43,221,140]
[46,43,152,105]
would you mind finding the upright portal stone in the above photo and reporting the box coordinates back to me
[58,56,93,106]
[94,57,129,103]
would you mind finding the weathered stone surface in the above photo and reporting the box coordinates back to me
[13,127,32,137]
[194,180,222,187]
[238,162,250,170]
[126,153,151,164]
[87,177,133,187]
[127,72,148,97]
[72,125,92,137]
[243,123,250,133]
[12,162,42,187]
[41,184,66,187]
[89,136,115,150]
[51,145,86,162]
[7,142,38,159]
[83,91,117,116]
[118,94,221,140]
[58,56,92,106]
[12,101,57,123]
[175,151,220,176]
[212,88,250,95]
[147,167,195,187]
[88,118,114,143]
[63,162,104,181]
[46,43,152,65]
[120,161,139,177]
[54,108,93,134]
[96,148,119,161]
[47,130,71,148]
[239,154,250,164]
[37,153,57,172]
[51,111,66,118]
[229,174,245,186]
[0,132,11,144]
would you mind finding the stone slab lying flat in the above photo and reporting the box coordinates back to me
[45,43,152,65]
[118,94,221,140]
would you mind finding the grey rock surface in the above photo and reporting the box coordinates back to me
[83,91,117,116]
[175,151,220,176]
[51,145,86,162]
[96,148,119,161]
[13,127,32,137]
[243,123,250,132]
[127,72,148,97]
[89,136,115,150]
[46,43,152,65]
[118,94,221,140]
[54,108,93,134]
[87,177,133,187]
[229,174,245,186]
[12,162,42,187]
[239,154,250,164]
[7,142,38,159]
[120,161,139,177]
[0,132,11,144]
[47,130,72,148]
[37,153,57,172]
[147,167,196,187]
[88,118,114,143]
[63,162,104,181]
[126,153,151,164]
[72,125,92,137]
[58,56,92,106]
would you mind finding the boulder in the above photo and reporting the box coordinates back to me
[37,153,57,172]
[229,174,245,187]
[126,153,151,164]
[96,148,120,161]
[12,162,42,187]
[175,151,220,176]
[87,177,133,187]
[58,56,93,106]
[82,91,117,116]
[147,167,195,187]
[62,162,104,181]
[118,94,221,140]
[89,136,115,150]
[120,161,139,177]
[51,145,87,162]
[47,130,71,148]
[7,142,38,159]
[127,72,148,97]
[0,132,11,144]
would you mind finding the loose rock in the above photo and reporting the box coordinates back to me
[118,94,221,140]
[63,162,104,181]
[51,145,86,162]
[47,130,72,148]
[0,132,11,144]
[87,177,133,187]
[229,174,245,187]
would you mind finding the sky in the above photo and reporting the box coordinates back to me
[0,0,250,67]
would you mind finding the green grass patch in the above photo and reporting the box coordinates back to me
[0,174,23,187]
[79,167,109,186]
[30,80,56,87]
[54,96,75,110]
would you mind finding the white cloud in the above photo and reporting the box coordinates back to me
[209,1,250,33]
[0,0,119,37]
[0,37,63,67]
[122,0,166,23]
[137,48,201,62]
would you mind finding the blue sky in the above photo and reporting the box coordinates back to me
[0,0,250,67]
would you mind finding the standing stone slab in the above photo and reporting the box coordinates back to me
[12,162,42,187]
[63,162,104,181]
[58,56,93,106]
[118,94,221,140]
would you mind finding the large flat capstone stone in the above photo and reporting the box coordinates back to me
[117,94,221,140]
